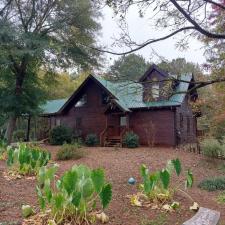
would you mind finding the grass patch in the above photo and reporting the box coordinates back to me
[56,143,85,160]
[200,138,225,159]
[218,163,225,173]
[141,214,167,225]
[217,191,225,204]
[198,177,225,191]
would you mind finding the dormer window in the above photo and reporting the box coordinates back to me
[75,94,87,107]
[152,83,159,99]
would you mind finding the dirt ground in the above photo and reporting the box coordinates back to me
[0,145,225,225]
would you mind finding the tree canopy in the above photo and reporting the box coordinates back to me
[0,0,102,142]
[157,58,202,76]
[107,54,150,81]
[106,55,201,81]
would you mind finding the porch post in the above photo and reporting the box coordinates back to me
[126,113,130,130]
[26,115,31,142]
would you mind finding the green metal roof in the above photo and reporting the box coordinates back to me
[41,74,192,114]
[41,98,67,114]
[94,74,192,109]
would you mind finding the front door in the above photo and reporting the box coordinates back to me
[107,114,128,137]
[107,114,120,137]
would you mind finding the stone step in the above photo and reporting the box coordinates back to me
[183,207,220,225]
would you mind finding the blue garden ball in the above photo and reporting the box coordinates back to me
[128,177,136,185]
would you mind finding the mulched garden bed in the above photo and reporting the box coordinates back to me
[0,145,225,225]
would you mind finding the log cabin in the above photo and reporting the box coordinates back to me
[40,64,199,147]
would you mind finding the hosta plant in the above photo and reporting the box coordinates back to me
[7,143,51,175]
[36,164,112,224]
[131,158,194,209]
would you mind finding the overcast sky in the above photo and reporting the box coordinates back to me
[99,6,206,68]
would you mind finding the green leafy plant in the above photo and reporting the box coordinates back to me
[49,125,73,145]
[200,138,225,158]
[6,143,51,175]
[138,158,193,204]
[0,139,7,160]
[56,143,85,160]
[85,133,98,146]
[123,131,139,148]
[36,164,112,224]
[198,177,225,191]
[13,129,26,142]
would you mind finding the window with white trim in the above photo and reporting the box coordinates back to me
[120,116,127,126]
[75,94,87,107]
[56,118,61,126]
[152,83,159,99]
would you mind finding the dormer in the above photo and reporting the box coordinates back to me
[139,64,172,102]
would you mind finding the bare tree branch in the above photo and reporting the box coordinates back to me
[0,0,13,16]
[203,0,225,10]
[170,0,225,39]
[88,26,195,55]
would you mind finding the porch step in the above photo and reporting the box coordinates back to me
[104,136,122,147]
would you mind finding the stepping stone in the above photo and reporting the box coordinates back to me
[183,207,220,225]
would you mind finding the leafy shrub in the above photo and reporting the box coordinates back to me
[200,138,225,158]
[85,133,98,146]
[72,138,83,147]
[36,164,112,224]
[13,129,26,142]
[132,159,193,205]
[49,125,73,145]
[123,131,139,148]
[56,143,85,160]
[211,120,225,144]
[7,143,51,175]
[198,177,225,191]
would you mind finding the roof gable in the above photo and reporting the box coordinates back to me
[40,71,194,115]
[58,74,130,114]
[139,64,168,82]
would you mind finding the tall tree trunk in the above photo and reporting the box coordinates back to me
[6,56,28,143]
[4,116,17,143]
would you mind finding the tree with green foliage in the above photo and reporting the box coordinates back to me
[0,0,101,143]
[40,70,89,100]
[157,58,202,76]
[107,54,150,81]
[198,0,225,140]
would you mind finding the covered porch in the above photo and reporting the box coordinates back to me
[100,104,130,147]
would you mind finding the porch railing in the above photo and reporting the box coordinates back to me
[120,126,129,146]
[100,126,129,147]
[100,127,108,146]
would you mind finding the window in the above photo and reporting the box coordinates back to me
[101,91,109,105]
[76,117,82,128]
[120,116,127,126]
[56,118,61,126]
[75,94,87,107]
[152,83,159,99]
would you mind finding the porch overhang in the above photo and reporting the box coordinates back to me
[104,99,131,114]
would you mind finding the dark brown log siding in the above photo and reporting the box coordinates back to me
[46,77,197,146]
[129,109,176,146]
[175,96,197,144]
[53,80,108,139]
